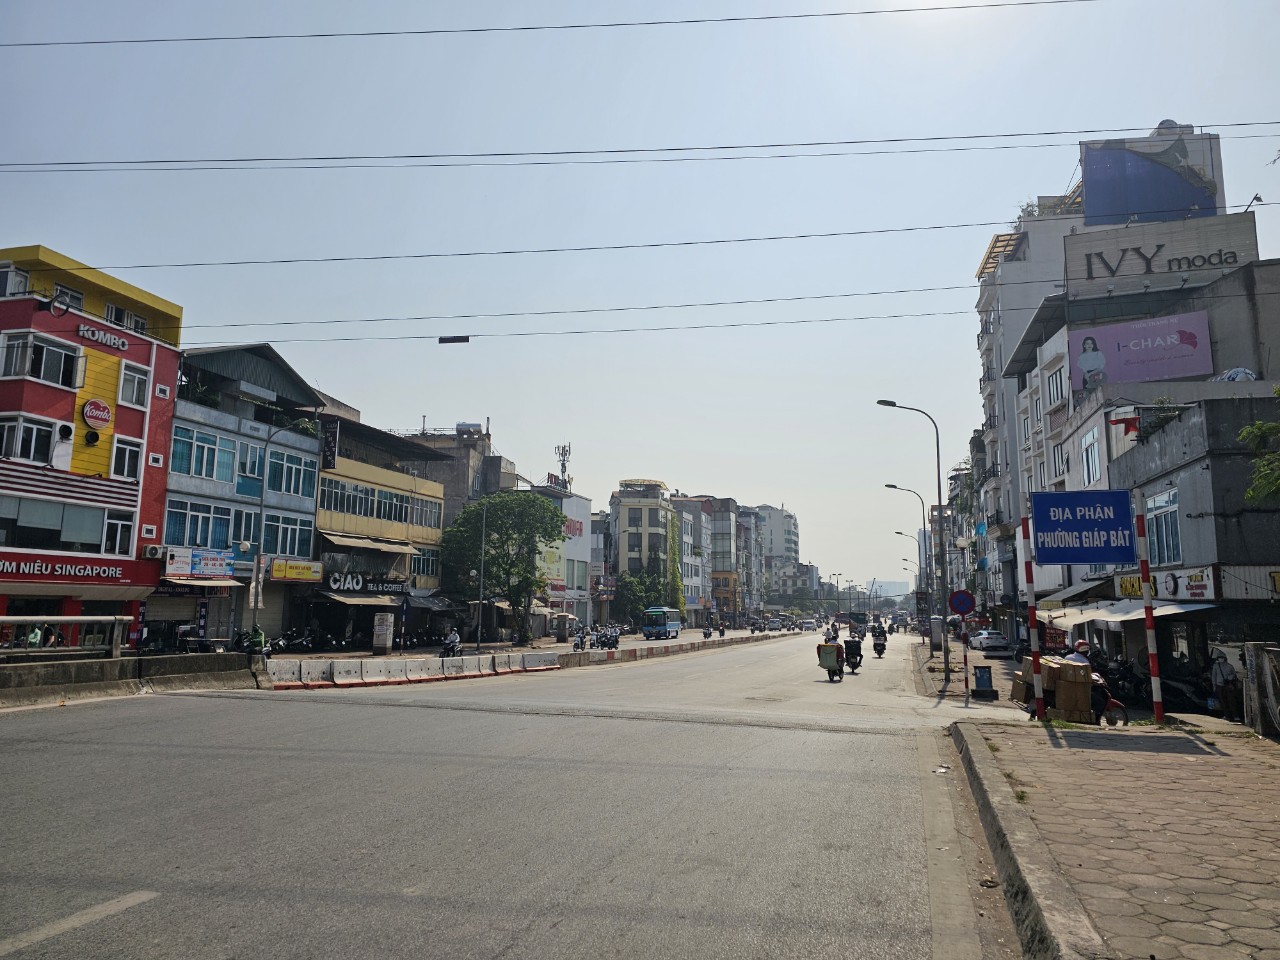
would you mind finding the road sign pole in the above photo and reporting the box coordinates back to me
[1020,517,1045,721]
[1134,509,1165,723]
[961,615,970,707]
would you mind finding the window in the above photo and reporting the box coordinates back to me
[238,442,264,479]
[1,266,29,296]
[649,508,661,527]
[1021,416,1030,444]
[1034,396,1043,424]
[0,416,54,464]
[0,495,110,554]
[627,508,642,528]
[104,304,147,334]
[103,510,134,556]
[232,509,259,548]
[53,284,84,310]
[1052,443,1067,477]
[215,438,236,483]
[411,548,440,578]
[1081,427,1100,485]
[119,364,150,407]
[628,532,642,551]
[267,450,317,497]
[1145,489,1181,566]
[628,558,642,573]
[164,499,229,547]
[1047,368,1065,406]
[111,437,142,480]
[2,333,82,388]
[1037,461,1046,489]
[264,513,313,557]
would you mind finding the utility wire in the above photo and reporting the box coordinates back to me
[5,121,1273,170]
[27,200,1273,275]
[0,0,1106,49]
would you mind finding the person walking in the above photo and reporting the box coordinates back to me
[1210,650,1241,722]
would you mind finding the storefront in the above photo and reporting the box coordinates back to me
[141,547,242,648]
[309,568,408,648]
[0,551,156,647]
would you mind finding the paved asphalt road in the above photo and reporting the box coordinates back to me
[0,632,1017,960]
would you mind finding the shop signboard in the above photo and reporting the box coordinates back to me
[269,558,324,582]
[325,570,408,593]
[1030,491,1136,565]
[1117,565,1217,601]
[0,552,151,585]
[1068,311,1213,396]
[165,547,235,578]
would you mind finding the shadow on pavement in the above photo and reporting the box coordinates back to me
[1041,725,1226,756]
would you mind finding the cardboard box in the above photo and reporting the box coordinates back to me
[1058,660,1092,684]
[1011,678,1028,703]
[1054,680,1092,713]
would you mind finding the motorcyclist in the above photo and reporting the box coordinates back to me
[844,632,863,672]
[1065,640,1092,665]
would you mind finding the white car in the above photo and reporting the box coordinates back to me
[800,620,817,632]
[968,630,1011,654]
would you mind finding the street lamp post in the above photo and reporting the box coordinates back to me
[879,400,950,680]
[832,574,842,618]
[886,485,931,603]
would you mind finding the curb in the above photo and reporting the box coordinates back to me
[949,722,1112,960]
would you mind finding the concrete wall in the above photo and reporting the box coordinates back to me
[0,652,263,706]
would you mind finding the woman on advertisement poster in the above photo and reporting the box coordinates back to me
[1076,336,1107,390]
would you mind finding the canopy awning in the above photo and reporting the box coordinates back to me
[320,531,417,555]
[315,591,399,607]
[164,577,243,587]
[408,595,464,611]
[1037,601,1121,630]
[1038,579,1111,609]
[1106,600,1217,623]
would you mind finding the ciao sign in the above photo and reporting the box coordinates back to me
[326,571,408,594]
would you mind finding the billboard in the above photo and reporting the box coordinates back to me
[1081,126,1223,226]
[1069,311,1213,395]
[1063,212,1258,300]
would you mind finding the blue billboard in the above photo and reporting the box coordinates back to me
[1081,130,1222,226]
[1030,491,1136,566]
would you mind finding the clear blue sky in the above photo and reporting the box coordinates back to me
[4,0,1277,590]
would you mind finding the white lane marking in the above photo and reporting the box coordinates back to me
[0,891,159,957]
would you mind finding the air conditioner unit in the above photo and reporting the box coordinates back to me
[143,544,164,560]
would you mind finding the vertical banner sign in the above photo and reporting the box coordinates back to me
[1029,491,1137,565]
[321,419,340,470]
[197,599,209,641]
[401,595,411,646]
[134,600,148,647]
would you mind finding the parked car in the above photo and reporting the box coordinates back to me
[968,630,1011,654]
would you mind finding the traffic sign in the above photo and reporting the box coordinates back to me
[949,589,975,615]
[1030,490,1136,565]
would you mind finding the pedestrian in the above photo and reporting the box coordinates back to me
[1210,650,1241,722]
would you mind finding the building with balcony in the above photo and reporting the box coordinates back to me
[0,245,182,644]
[313,407,449,646]
[755,503,799,565]
[401,420,519,527]
[608,479,676,580]
[671,495,713,627]
[530,475,592,625]
[149,344,324,643]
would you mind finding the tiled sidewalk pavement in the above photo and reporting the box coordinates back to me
[967,720,1280,959]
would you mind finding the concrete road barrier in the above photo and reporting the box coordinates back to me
[441,656,465,678]
[492,653,520,675]
[523,651,561,672]
[404,658,444,682]
[266,659,304,690]
[331,660,364,687]
[454,655,486,679]
[361,659,407,686]
[300,659,334,688]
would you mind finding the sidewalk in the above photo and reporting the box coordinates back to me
[951,718,1280,960]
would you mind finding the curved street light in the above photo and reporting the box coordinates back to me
[879,400,950,679]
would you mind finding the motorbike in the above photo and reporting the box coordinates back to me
[440,635,462,659]
[843,638,863,673]
[1091,673,1129,726]
[818,642,844,682]
[873,637,886,658]
[573,633,586,652]
[702,627,713,640]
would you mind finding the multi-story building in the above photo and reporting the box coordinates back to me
[755,504,799,565]
[671,496,713,627]
[314,407,448,647]
[737,506,766,619]
[701,497,739,626]
[531,474,592,625]
[0,245,182,644]
[149,344,325,642]
[403,420,519,527]
[590,510,613,625]
[608,479,676,579]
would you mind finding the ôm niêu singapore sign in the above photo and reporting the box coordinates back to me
[1030,491,1137,565]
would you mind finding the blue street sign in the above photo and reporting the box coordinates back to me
[1030,490,1136,565]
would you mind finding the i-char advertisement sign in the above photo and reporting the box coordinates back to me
[1069,311,1213,396]
[1030,491,1136,566]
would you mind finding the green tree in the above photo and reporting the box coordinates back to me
[667,513,686,618]
[613,570,665,624]
[440,492,566,642]
[1239,386,1280,502]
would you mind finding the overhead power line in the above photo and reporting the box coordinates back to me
[0,0,1105,49]
[5,121,1274,171]
[30,200,1274,275]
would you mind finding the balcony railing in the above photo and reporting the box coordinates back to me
[982,413,998,432]
[978,464,1000,485]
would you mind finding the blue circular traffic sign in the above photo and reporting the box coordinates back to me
[949,590,976,615]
